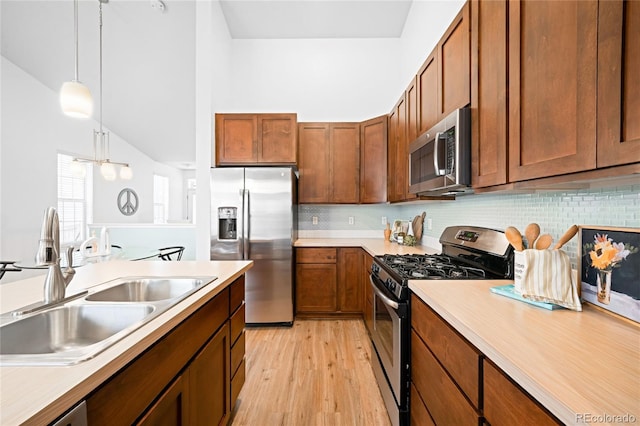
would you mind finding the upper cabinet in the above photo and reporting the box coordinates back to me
[298,122,360,204]
[472,0,639,190]
[508,0,598,181]
[471,0,508,187]
[214,113,297,166]
[360,115,388,204]
[597,0,640,167]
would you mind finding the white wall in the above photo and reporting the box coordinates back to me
[224,38,401,121]
[0,57,186,277]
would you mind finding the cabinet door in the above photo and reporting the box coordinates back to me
[438,2,471,118]
[188,325,231,426]
[597,0,640,167]
[508,0,598,181]
[295,263,337,312]
[394,96,408,201]
[471,0,508,188]
[417,51,438,135]
[484,359,560,426]
[329,123,360,203]
[215,114,257,165]
[298,123,330,203]
[387,108,399,202]
[137,375,189,426]
[360,115,388,204]
[406,77,419,143]
[337,248,363,313]
[257,114,297,164]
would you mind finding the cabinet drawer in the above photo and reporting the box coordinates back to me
[230,303,245,345]
[411,331,480,425]
[484,359,560,426]
[231,358,246,409]
[230,276,245,313]
[410,383,435,426]
[411,294,482,407]
[231,331,245,377]
[296,248,337,263]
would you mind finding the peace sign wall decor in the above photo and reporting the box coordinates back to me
[117,188,139,216]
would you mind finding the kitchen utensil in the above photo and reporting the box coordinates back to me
[524,223,540,249]
[413,212,425,240]
[505,226,524,251]
[534,234,553,250]
[553,224,578,249]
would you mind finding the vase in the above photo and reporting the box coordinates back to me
[596,269,612,305]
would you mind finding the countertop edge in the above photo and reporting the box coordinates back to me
[1,260,253,426]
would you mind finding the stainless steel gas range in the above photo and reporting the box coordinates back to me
[368,226,514,426]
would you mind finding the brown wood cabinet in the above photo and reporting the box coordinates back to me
[471,0,508,188]
[411,293,562,425]
[597,0,640,167]
[215,113,297,166]
[360,115,388,204]
[484,359,561,426]
[417,51,438,135]
[438,2,471,119]
[387,92,416,203]
[295,247,364,316]
[298,122,360,204]
[86,277,245,426]
[508,1,598,181]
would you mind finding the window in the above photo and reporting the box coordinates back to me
[154,174,169,224]
[57,153,93,244]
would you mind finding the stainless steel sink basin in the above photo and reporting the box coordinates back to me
[0,304,154,364]
[0,275,217,365]
[85,277,206,302]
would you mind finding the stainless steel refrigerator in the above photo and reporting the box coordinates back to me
[210,167,297,325]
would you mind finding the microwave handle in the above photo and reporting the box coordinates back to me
[433,132,443,176]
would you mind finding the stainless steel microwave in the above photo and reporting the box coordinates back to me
[408,106,471,196]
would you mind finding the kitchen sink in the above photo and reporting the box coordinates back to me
[0,304,154,364]
[0,275,217,365]
[85,277,207,302]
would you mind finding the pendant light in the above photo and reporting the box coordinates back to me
[71,0,133,181]
[60,0,93,119]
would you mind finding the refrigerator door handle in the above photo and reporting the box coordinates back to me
[243,189,250,260]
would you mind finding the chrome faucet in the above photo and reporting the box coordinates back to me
[36,207,75,303]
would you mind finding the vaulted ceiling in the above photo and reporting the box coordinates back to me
[1,0,413,168]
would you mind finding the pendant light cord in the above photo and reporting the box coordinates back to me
[99,0,103,135]
[73,0,79,81]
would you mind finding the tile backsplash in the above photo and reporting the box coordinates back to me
[298,184,640,267]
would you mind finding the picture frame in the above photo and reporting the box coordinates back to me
[579,226,640,323]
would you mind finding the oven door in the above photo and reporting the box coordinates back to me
[369,273,408,409]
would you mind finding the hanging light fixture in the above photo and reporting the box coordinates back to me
[60,0,93,119]
[72,0,133,181]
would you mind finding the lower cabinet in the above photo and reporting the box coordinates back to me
[295,247,364,316]
[85,277,245,426]
[410,293,561,425]
[484,359,561,426]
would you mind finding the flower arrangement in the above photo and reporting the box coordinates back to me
[585,233,637,271]
[583,233,638,304]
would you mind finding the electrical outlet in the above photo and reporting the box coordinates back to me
[348,216,354,225]
[427,218,433,230]
[382,216,387,225]
[312,216,318,225]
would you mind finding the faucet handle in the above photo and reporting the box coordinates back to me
[65,246,76,268]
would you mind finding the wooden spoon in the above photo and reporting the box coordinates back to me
[505,226,524,251]
[524,223,540,250]
[534,234,553,250]
[554,225,578,249]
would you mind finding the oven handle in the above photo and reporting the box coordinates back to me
[369,275,400,310]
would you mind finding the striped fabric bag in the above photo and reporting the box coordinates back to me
[519,249,582,311]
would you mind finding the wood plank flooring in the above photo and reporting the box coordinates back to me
[230,319,392,426]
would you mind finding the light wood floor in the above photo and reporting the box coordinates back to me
[230,319,392,426]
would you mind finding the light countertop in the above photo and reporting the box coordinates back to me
[294,238,440,257]
[0,260,253,426]
[410,279,640,425]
